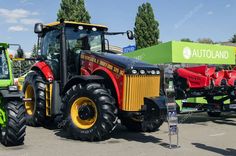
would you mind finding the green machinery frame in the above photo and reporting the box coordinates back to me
[0,43,14,126]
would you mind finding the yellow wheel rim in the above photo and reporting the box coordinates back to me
[70,97,98,129]
[24,85,35,115]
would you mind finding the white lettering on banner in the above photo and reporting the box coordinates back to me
[183,47,229,60]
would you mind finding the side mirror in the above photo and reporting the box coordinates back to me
[34,23,43,34]
[127,30,134,40]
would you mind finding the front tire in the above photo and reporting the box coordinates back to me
[23,71,46,126]
[1,101,26,146]
[62,83,118,141]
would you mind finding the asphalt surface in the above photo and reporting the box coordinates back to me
[1,112,236,156]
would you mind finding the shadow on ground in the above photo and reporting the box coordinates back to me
[178,112,236,126]
[192,143,236,155]
[110,125,162,143]
[53,124,165,144]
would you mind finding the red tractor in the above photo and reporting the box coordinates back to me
[23,20,166,141]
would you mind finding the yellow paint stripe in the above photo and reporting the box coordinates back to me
[45,21,107,29]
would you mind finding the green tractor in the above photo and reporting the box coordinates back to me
[0,43,26,146]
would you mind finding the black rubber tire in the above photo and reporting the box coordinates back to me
[62,83,118,141]
[1,101,26,146]
[122,117,164,132]
[207,111,221,117]
[23,71,46,126]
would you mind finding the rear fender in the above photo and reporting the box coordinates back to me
[31,62,54,81]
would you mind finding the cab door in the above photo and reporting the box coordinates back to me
[41,30,61,80]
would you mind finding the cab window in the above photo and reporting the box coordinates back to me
[41,30,60,62]
[0,48,9,79]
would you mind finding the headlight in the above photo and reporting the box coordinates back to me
[140,70,145,74]
[156,70,160,75]
[131,69,138,74]
[151,70,156,75]
[8,85,18,91]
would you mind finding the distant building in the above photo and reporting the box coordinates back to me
[220,42,236,47]
[105,45,123,54]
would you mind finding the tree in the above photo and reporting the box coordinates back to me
[57,0,91,23]
[134,2,159,49]
[15,48,24,58]
[180,38,193,42]
[231,34,236,43]
[31,44,38,58]
[197,38,214,44]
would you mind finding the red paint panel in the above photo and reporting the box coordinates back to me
[33,62,54,81]
[81,67,91,75]
[177,68,210,88]
[81,54,125,109]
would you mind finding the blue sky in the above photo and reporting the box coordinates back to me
[0,0,235,54]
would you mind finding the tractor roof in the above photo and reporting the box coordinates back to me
[0,43,9,49]
[45,21,108,29]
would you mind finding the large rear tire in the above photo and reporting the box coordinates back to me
[122,116,164,132]
[1,101,26,146]
[23,71,46,126]
[62,83,118,141]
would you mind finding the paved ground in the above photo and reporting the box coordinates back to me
[1,112,236,156]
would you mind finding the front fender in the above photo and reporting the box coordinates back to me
[62,75,104,95]
[93,67,122,107]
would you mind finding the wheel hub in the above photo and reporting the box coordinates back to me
[70,97,98,129]
[78,105,95,120]
[24,85,35,115]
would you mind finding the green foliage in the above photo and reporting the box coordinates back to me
[31,44,38,58]
[12,45,37,78]
[180,38,193,42]
[12,60,34,78]
[15,48,24,58]
[57,0,91,23]
[134,2,159,49]
[231,34,236,43]
[197,38,214,44]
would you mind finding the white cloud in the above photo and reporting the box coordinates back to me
[0,8,40,24]
[20,0,29,3]
[207,11,213,15]
[20,18,42,25]
[8,25,28,32]
[20,0,32,3]
[0,8,30,22]
[32,12,39,16]
[225,4,231,8]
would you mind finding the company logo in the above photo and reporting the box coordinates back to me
[183,47,192,59]
[182,47,229,60]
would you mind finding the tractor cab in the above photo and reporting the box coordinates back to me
[34,21,133,80]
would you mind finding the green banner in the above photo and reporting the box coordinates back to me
[124,41,236,65]
[172,42,235,64]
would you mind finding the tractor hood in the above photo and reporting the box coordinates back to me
[94,52,160,74]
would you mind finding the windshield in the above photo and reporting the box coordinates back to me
[66,27,103,54]
[0,48,9,79]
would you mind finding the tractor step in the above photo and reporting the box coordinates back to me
[23,98,33,102]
